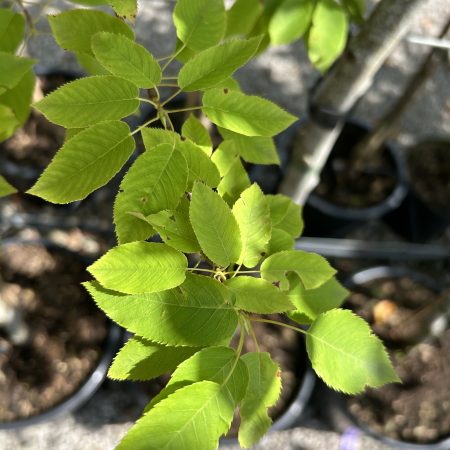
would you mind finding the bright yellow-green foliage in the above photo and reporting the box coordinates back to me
[4,0,397,448]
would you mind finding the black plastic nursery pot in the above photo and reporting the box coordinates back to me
[300,121,408,238]
[0,239,122,429]
[325,266,450,449]
[384,139,450,242]
[220,330,316,447]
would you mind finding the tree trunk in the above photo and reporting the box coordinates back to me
[351,17,450,166]
[279,0,429,205]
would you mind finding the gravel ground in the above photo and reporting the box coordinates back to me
[1,0,450,448]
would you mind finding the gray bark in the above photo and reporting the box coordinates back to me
[352,17,450,165]
[279,0,429,205]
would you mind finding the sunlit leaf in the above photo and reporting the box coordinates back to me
[203,88,296,137]
[306,309,400,394]
[28,121,135,203]
[190,182,242,267]
[261,250,336,290]
[88,242,187,294]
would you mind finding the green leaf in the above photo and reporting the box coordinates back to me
[143,197,201,253]
[88,242,187,294]
[141,128,219,190]
[0,52,35,90]
[269,0,314,45]
[342,0,365,24]
[34,76,139,128]
[288,275,349,324]
[267,194,303,238]
[267,228,295,255]
[64,128,84,141]
[306,309,400,394]
[212,144,251,205]
[261,250,336,290]
[225,276,293,313]
[181,114,212,155]
[212,77,241,91]
[219,128,279,165]
[0,9,25,53]
[76,51,110,75]
[48,9,134,54]
[203,88,296,137]
[174,38,198,64]
[108,336,199,381]
[0,69,35,130]
[306,0,348,73]
[180,139,221,190]
[225,0,263,38]
[27,121,135,203]
[148,347,248,410]
[232,184,271,268]
[117,381,234,450]
[0,104,19,141]
[239,352,282,448]
[178,37,260,91]
[85,273,237,346]
[0,175,16,197]
[114,143,188,244]
[140,127,177,148]
[91,32,161,88]
[109,0,138,21]
[173,0,226,51]
[190,182,242,267]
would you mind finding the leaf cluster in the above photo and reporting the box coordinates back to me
[3,0,399,448]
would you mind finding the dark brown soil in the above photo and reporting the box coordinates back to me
[1,111,64,168]
[0,242,108,422]
[345,275,450,444]
[408,140,450,217]
[347,276,439,347]
[348,332,450,444]
[314,123,397,208]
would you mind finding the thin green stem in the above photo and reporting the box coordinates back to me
[164,114,177,148]
[230,264,242,279]
[130,116,159,136]
[154,86,161,102]
[157,54,173,62]
[138,97,158,107]
[159,83,179,88]
[224,317,246,385]
[165,106,202,114]
[249,317,307,335]
[162,76,178,80]
[247,319,260,352]
[161,88,182,107]
[161,43,186,72]
[186,267,216,274]
[228,269,261,277]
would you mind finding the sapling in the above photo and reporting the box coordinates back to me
[0,0,400,447]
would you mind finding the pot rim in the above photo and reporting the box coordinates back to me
[0,238,123,429]
[306,119,409,221]
[346,265,442,293]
